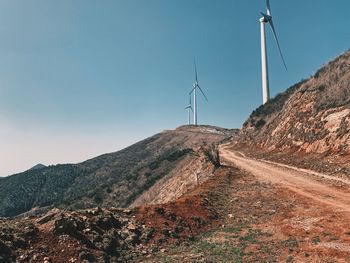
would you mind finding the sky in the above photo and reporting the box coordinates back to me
[1,0,350,176]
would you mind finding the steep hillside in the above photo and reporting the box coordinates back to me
[241,49,350,155]
[0,126,235,218]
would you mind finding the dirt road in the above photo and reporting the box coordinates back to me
[220,145,350,213]
[145,146,350,262]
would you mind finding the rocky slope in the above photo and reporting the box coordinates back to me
[241,49,350,156]
[0,126,236,218]
[0,167,228,263]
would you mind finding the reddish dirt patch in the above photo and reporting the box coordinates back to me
[134,169,228,244]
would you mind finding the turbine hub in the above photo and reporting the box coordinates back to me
[260,13,271,23]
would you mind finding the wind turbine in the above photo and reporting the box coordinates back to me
[260,0,287,104]
[184,95,193,125]
[190,59,208,126]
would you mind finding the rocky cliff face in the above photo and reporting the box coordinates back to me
[242,49,350,155]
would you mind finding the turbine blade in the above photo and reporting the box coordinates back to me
[197,85,208,102]
[269,19,287,70]
[266,0,271,16]
[194,58,198,83]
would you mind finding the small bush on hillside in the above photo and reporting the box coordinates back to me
[254,119,266,129]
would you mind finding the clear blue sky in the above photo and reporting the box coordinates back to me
[1,0,349,175]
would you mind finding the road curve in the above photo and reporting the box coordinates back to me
[219,145,350,213]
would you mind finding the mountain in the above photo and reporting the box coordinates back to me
[241,49,350,156]
[0,125,236,218]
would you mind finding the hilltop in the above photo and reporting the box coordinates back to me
[0,125,236,218]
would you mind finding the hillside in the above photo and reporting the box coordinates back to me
[241,49,350,156]
[0,125,236,218]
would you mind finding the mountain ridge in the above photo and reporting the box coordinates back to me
[0,125,236,218]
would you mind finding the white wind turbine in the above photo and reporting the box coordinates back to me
[190,59,208,126]
[184,95,193,125]
[260,0,287,104]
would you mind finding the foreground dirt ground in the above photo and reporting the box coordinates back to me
[142,146,350,263]
[3,143,350,262]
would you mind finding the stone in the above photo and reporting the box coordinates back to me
[96,215,120,230]
[36,209,60,224]
[41,245,49,253]
[127,223,136,231]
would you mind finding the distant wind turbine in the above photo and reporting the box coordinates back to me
[190,59,208,125]
[260,0,287,104]
[184,95,193,125]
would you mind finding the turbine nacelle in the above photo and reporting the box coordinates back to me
[260,1,287,71]
[260,13,272,23]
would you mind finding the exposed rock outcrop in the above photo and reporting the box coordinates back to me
[241,49,350,156]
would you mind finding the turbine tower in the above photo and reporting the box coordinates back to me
[184,95,193,125]
[190,59,208,125]
[260,0,287,104]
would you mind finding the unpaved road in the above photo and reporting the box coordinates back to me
[144,146,350,262]
[220,145,350,213]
